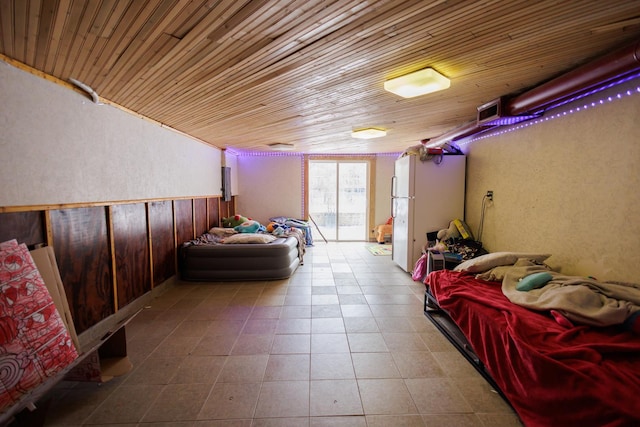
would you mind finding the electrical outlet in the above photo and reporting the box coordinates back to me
[486,190,493,201]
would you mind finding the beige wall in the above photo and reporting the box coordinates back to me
[464,78,640,282]
[374,154,396,226]
[0,61,221,206]
[236,154,304,224]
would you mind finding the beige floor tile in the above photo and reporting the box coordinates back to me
[311,333,350,353]
[171,320,217,337]
[366,414,427,426]
[287,286,313,295]
[340,305,373,318]
[122,356,184,385]
[419,331,458,352]
[280,305,312,319]
[85,384,164,424]
[206,320,246,336]
[375,317,416,333]
[352,353,401,379]
[142,383,211,422]
[253,417,311,426]
[311,318,345,333]
[347,333,388,352]
[474,412,524,426]
[310,353,355,379]
[254,381,310,418]
[312,286,338,295]
[284,294,312,306]
[312,304,343,318]
[218,306,254,320]
[310,416,367,426]
[231,334,274,355]
[335,285,363,294]
[450,377,513,413]
[198,382,261,420]
[338,294,368,305]
[343,317,380,333]
[271,334,311,354]
[151,335,202,357]
[276,318,311,334]
[312,295,340,305]
[219,355,269,383]
[192,334,238,356]
[250,306,283,319]
[310,380,363,416]
[242,319,278,335]
[382,333,429,352]
[405,378,474,414]
[420,413,484,427]
[264,354,310,381]
[171,355,226,384]
[431,351,481,378]
[391,352,445,379]
[357,379,417,415]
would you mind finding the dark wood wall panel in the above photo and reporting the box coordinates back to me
[112,203,150,309]
[50,207,113,333]
[219,196,235,220]
[3,196,221,334]
[194,198,207,236]
[208,198,219,229]
[175,199,194,247]
[0,211,45,247]
[149,201,175,286]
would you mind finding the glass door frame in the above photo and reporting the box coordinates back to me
[304,155,376,242]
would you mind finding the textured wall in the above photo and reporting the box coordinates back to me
[236,154,304,224]
[464,78,640,282]
[0,61,221,206]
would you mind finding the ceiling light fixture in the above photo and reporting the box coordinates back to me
[351,128,387,139]
[268,143,295,151]
[384,68,450,98]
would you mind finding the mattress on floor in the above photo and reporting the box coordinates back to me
[179,236,300,281]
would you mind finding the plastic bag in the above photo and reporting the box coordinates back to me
[412,253,428,281]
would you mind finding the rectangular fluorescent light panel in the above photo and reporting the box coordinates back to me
[351,128,387,139]
[384,68,450,98]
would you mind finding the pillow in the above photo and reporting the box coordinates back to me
[453,252,551,273]
[475,265,514,282]
[208,227,237,237]
[516,272,553,291]
[223,233,277,244]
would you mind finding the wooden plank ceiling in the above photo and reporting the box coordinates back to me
[1,0,640,154]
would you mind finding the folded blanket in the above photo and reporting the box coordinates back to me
[501,260,640,327]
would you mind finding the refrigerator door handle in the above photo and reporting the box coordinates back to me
[391,175,397,198]
[391,175,398,219]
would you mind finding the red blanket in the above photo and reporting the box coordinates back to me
[426,269,640,427]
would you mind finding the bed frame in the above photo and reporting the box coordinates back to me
[423,289,509,402]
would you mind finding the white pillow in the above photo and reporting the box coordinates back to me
[223,233,277,244]
[209,227,237,236]
[453,252,551,273]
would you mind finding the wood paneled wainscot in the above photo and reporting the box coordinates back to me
[0,196,235,334]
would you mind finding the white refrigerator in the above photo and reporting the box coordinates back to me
[391,155,466,273]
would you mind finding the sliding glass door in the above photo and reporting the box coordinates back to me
[308,161,369,241]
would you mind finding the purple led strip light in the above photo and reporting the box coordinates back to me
[462,73,640,146]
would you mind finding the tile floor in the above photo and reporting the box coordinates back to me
[42,242,522,426]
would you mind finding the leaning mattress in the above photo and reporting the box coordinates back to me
[180,236,300,281]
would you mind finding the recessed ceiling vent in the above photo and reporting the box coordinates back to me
[477,97,540,126]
